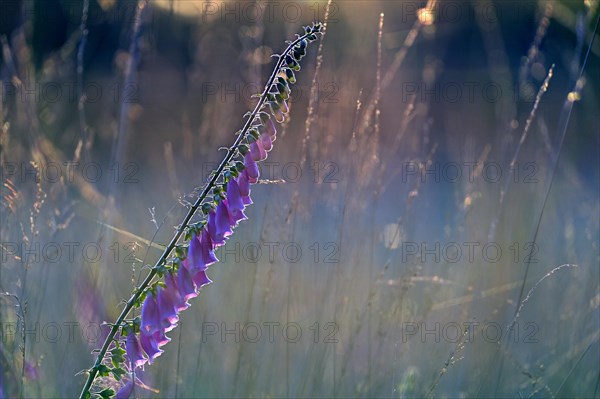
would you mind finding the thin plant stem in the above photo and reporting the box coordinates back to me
[77,0,90,162]
[78,30,316,399]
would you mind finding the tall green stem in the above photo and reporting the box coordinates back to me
[79,32,312,399]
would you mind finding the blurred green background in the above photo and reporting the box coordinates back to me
[1,0,599,398]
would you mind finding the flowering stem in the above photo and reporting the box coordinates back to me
[79,31,315,399]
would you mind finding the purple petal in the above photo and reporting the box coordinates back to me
[249,140,261,162]
[226,179,248,224]
[250,139,267,162]
[177,262,198,303]
[154,329,171,348]
[141,293,161,335]
[265,117,277,138]
[187,233,207,273]
[165,271,191,311]
[115,381,134,399]
[260,132,273,152]
[126,333,147,369]
[207,210,227,246]
[237,170,253,205]
[200,228,220,264]
[244,152,259,183]
[215,200,234,237]
[156,286,179,332]
[270,105,285,123]
[193,270,213,289]
[140,330,163,363]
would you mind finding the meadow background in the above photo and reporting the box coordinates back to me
[0,0,599,398]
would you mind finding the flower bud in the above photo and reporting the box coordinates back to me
[250,138,267,161]
[266,92,277,102]
[234,161,245,172]
[285,54,300,70]
[238,144,249,155]
[292,49,303,62]
[285,68,296,84]
[259,112,271,125]
[269,101,280,112]
[201,203,213,214]
[280,99,289,114]
[249,128,260,140]
[277,76,290,91]
[260,130,273,152]
[276,83,289,100]
[295,45,306,57]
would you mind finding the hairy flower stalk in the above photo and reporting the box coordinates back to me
[79,23,322,399]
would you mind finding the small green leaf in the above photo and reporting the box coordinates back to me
[99,388,115,399]
[96,364,111,377]
[112,367,126,381]
[111,346,126,356]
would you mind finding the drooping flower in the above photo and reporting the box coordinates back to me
[193,269,212,288]
[126,333,147,368]
[244,152,260,183]
[264,117,277,138]
[153,328,171,348]
[199,228,220,264]
[115,380,134,399]
[207,210,227,246]
[269,102,285,123]
[226,178,248,223]
[156,286,179,332]
[79,24,323,396]
[279,99,289,114]
[164,270,191,311]
[260,131,273,152]
[215,200,234,237]
[139,330,163,364]
[187,232,208,273]
[249,137,267,161]
[177,262,198,302]
[140,292,161,335]
[237,170,253,205]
